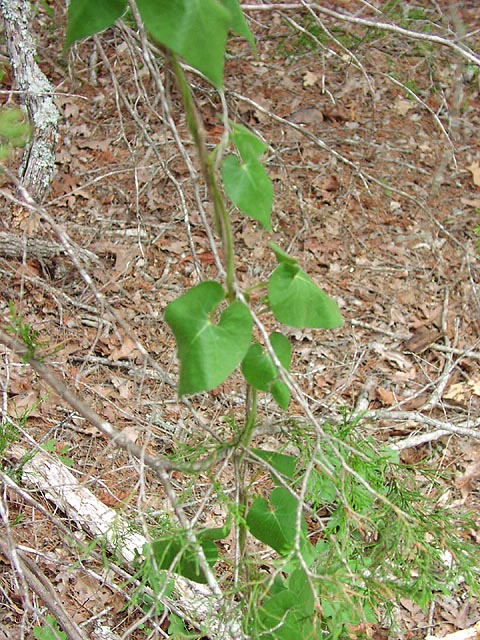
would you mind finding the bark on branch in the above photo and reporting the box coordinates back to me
[0,0,59,202]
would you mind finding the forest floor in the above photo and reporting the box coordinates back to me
[1,1,480,639]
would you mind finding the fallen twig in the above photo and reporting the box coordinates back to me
[363,409,480,450]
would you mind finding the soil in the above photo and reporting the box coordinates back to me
[0,2,479,639]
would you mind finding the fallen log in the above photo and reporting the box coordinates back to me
[6,444,244,639]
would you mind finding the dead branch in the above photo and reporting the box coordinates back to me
[0,230,96,263]
[364,409,480,450]
[241,2,480,68]
[0,538,87,640]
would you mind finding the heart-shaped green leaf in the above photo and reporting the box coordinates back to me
[268,263,343,329]
[136,0,231,88]
[66,0,126,46]
[149,534,218,584]
[230,122,267,161]
[271,379,290,411]
[241,332,291,409]
[164,281,252,395]
[246,487,305,554]
[222,155,273,230]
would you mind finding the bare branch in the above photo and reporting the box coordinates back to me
[241,2,480,67]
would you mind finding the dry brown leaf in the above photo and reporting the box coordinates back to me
[8,390,44,417]
[403,328,443,353]
[394,97,414,115]
[376,386,395,406]
[11,206,41,234]
[460,197,480,208]
[320,175,340,192]
[466,161,480,187]
[241,227,258,248]
[444,378,480,403]
[109,336,137,360]
[289,107,323,124]
[455,457,480,499]
[303,70,319,87]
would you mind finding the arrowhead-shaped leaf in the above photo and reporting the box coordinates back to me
[164,281,252,395]
[268,263,343,329]
[230,123,267,161]
[136,0,231,88]
[222,155,273,230]
[66,0,126,46]
[256,569,316,638]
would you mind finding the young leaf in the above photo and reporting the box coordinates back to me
[136,0,231,88]
[220,0,256,48]
[242,342,276,390]
[164,281,252,395]
[66,0,126,46]
[33,616,67,640]
[246,487,305,554]
[268,263,343,329]
[0,108,31,160]
[241,332,291,409]
[222,155,273,230]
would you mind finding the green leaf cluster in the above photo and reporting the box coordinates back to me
[66,2,343,411]
[60,7,480,640]
[66,0,254,88]
[240,421,479,638]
